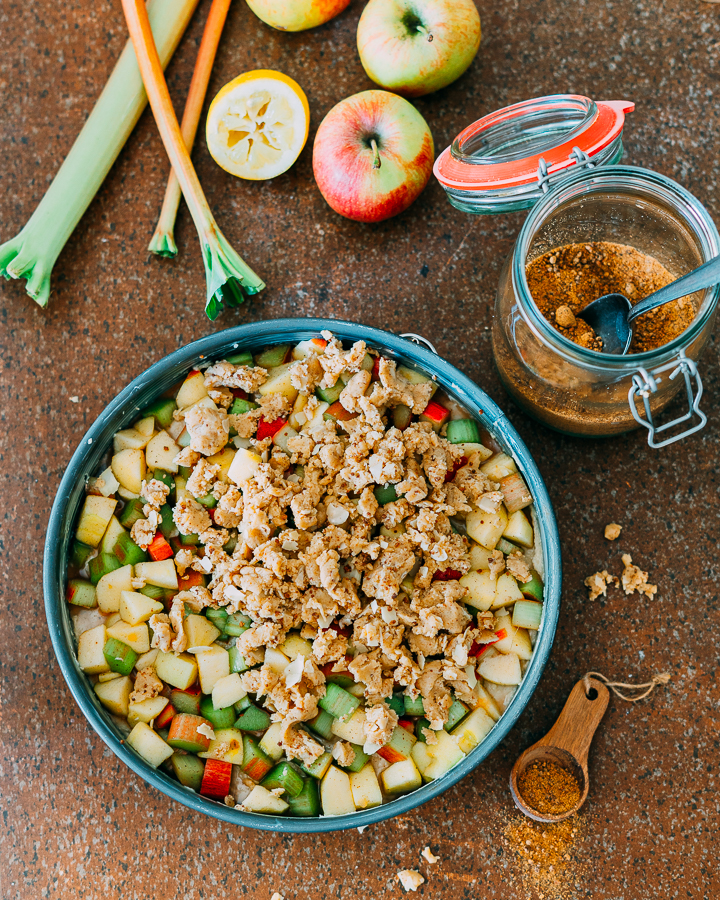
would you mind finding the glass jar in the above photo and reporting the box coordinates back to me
[492,166,720,441]
[434,94,720,444]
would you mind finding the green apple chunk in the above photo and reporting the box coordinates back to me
[127,722,174,768]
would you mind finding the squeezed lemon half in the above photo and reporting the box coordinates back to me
[206,70,309,180]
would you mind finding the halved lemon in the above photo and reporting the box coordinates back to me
[206,69,310,180]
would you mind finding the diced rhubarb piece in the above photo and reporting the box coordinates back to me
[167,713,213,753]
[372,356,383,379]
[433,568,462,582]
[323,400,357,422]
[241,735,273,782]
[377,725,417,763]
[170,687,201,716]
[178,570,207,591]
[255,344,291,368]
[256,416,288,441]
[171,752,205,790]
[398,718,415,733]
[419,399,449,431]
[445,455,468,483]
[66,579,97,608]
[154,702,175,730]
[200,758,233,799]
[148,533,174,561]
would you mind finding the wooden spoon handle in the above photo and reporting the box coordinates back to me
[538,677,610,768]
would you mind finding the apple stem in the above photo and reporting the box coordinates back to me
[416,24,433,41]
[370,138,381,169]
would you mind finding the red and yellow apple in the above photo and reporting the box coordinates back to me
[312,90,434,223]
[245,0,351,31]
[357,0,481,97]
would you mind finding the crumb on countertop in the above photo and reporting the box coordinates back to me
[421,846,440,864]
[398,870,425,892]
[604,523,622,541]
[621,553,657,598]
[584,570,617,601]
[270,893,284,900]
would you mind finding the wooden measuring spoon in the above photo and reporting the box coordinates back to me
[509,676,610,823]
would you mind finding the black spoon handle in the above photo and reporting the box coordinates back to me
[628,254,720,323]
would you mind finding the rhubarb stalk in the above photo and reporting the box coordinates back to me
[149,0,232,258]
[121,0,264,318]
[0,0,201,308]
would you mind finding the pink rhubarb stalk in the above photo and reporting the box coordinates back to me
[121,0,264,318]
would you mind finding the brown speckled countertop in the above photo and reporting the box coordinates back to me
[1,0,719,897]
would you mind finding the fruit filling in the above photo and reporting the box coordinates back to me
[68,331,544,816]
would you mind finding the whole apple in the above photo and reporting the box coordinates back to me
[246,0,351,31]
[313,90,434,223]
[357,0,481,97]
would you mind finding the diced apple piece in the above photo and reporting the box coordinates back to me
[279,634,313,660]
[478,652,522,685]
[503,509,534,548]
[466,505,508,550]
[135,648,159,670]
[380,757,422,794]
[259,722,285,762]
[258,362,298,403]
[176,370,209,409]
[331,708,368,745]
[77,623,109,673]
[145,430,181,474]
[113,428,152,452]
[228,447,261,485]
[95,466,120,498]
[468,543,492,572]
[470,681,501,721]
[199,728,244,764]
[480,452,518,481]
[292,339,326,361]
[111,448,146,495]
[117,486,140,501]
[350,763,383,809]
[134,559,178,590]
[320,765,356,815]
[100,515,126,555]
[207,447,236,483]
[492,573,524,610]
[484,681,517,711]
[134,416,156,438]
[458,441,493,463]
[76,495,118,548]
[96,564,134,613]
[107,620,150,654]
[264,647,291,675]
[196,646,230,694]
[94,675,132,717]
[212,673,247,710]
[451,707,495,754]
[493,616,533,660]
[97,671,122,683]
[242,784,289,814]
[155,650,198,690]
[119,590,163,625]
[128,695,169,727]
[127,722,174,767]
[410,729,465,781]
[460,570,496,611]
[183,614,221,648]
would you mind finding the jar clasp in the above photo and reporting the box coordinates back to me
[628,350,706,448]
[537,147,596,195]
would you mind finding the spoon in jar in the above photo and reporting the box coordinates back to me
[509,676,609,822]
[578,253,720,354]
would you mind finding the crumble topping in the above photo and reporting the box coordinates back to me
[421,846,440,864]
[398,870,425,892]
[129,666,163,704]
[604,522,622,541]
[584,570,618,601]
[621,553,657,598]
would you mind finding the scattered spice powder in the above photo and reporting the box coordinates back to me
[504,813,588,900]
[526,241,694,353]
[517,760,582,817]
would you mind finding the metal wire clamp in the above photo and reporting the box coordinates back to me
[537,146,596,194]
[628,350,706,448]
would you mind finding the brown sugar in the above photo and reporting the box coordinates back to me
[517,760,582,816]
[504,813,588,900]
[526,241,695,353]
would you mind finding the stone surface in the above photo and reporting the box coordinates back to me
[1,0,719,897]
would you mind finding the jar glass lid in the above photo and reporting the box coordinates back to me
[434,94,635,214]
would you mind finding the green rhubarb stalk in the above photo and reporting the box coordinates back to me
[122,0,265,319]
[0,0,201,308]
[149,0,232,258]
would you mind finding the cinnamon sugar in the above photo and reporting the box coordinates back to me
[517,761,581,817]
[527,241,694,353]
[504,813,589,900]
